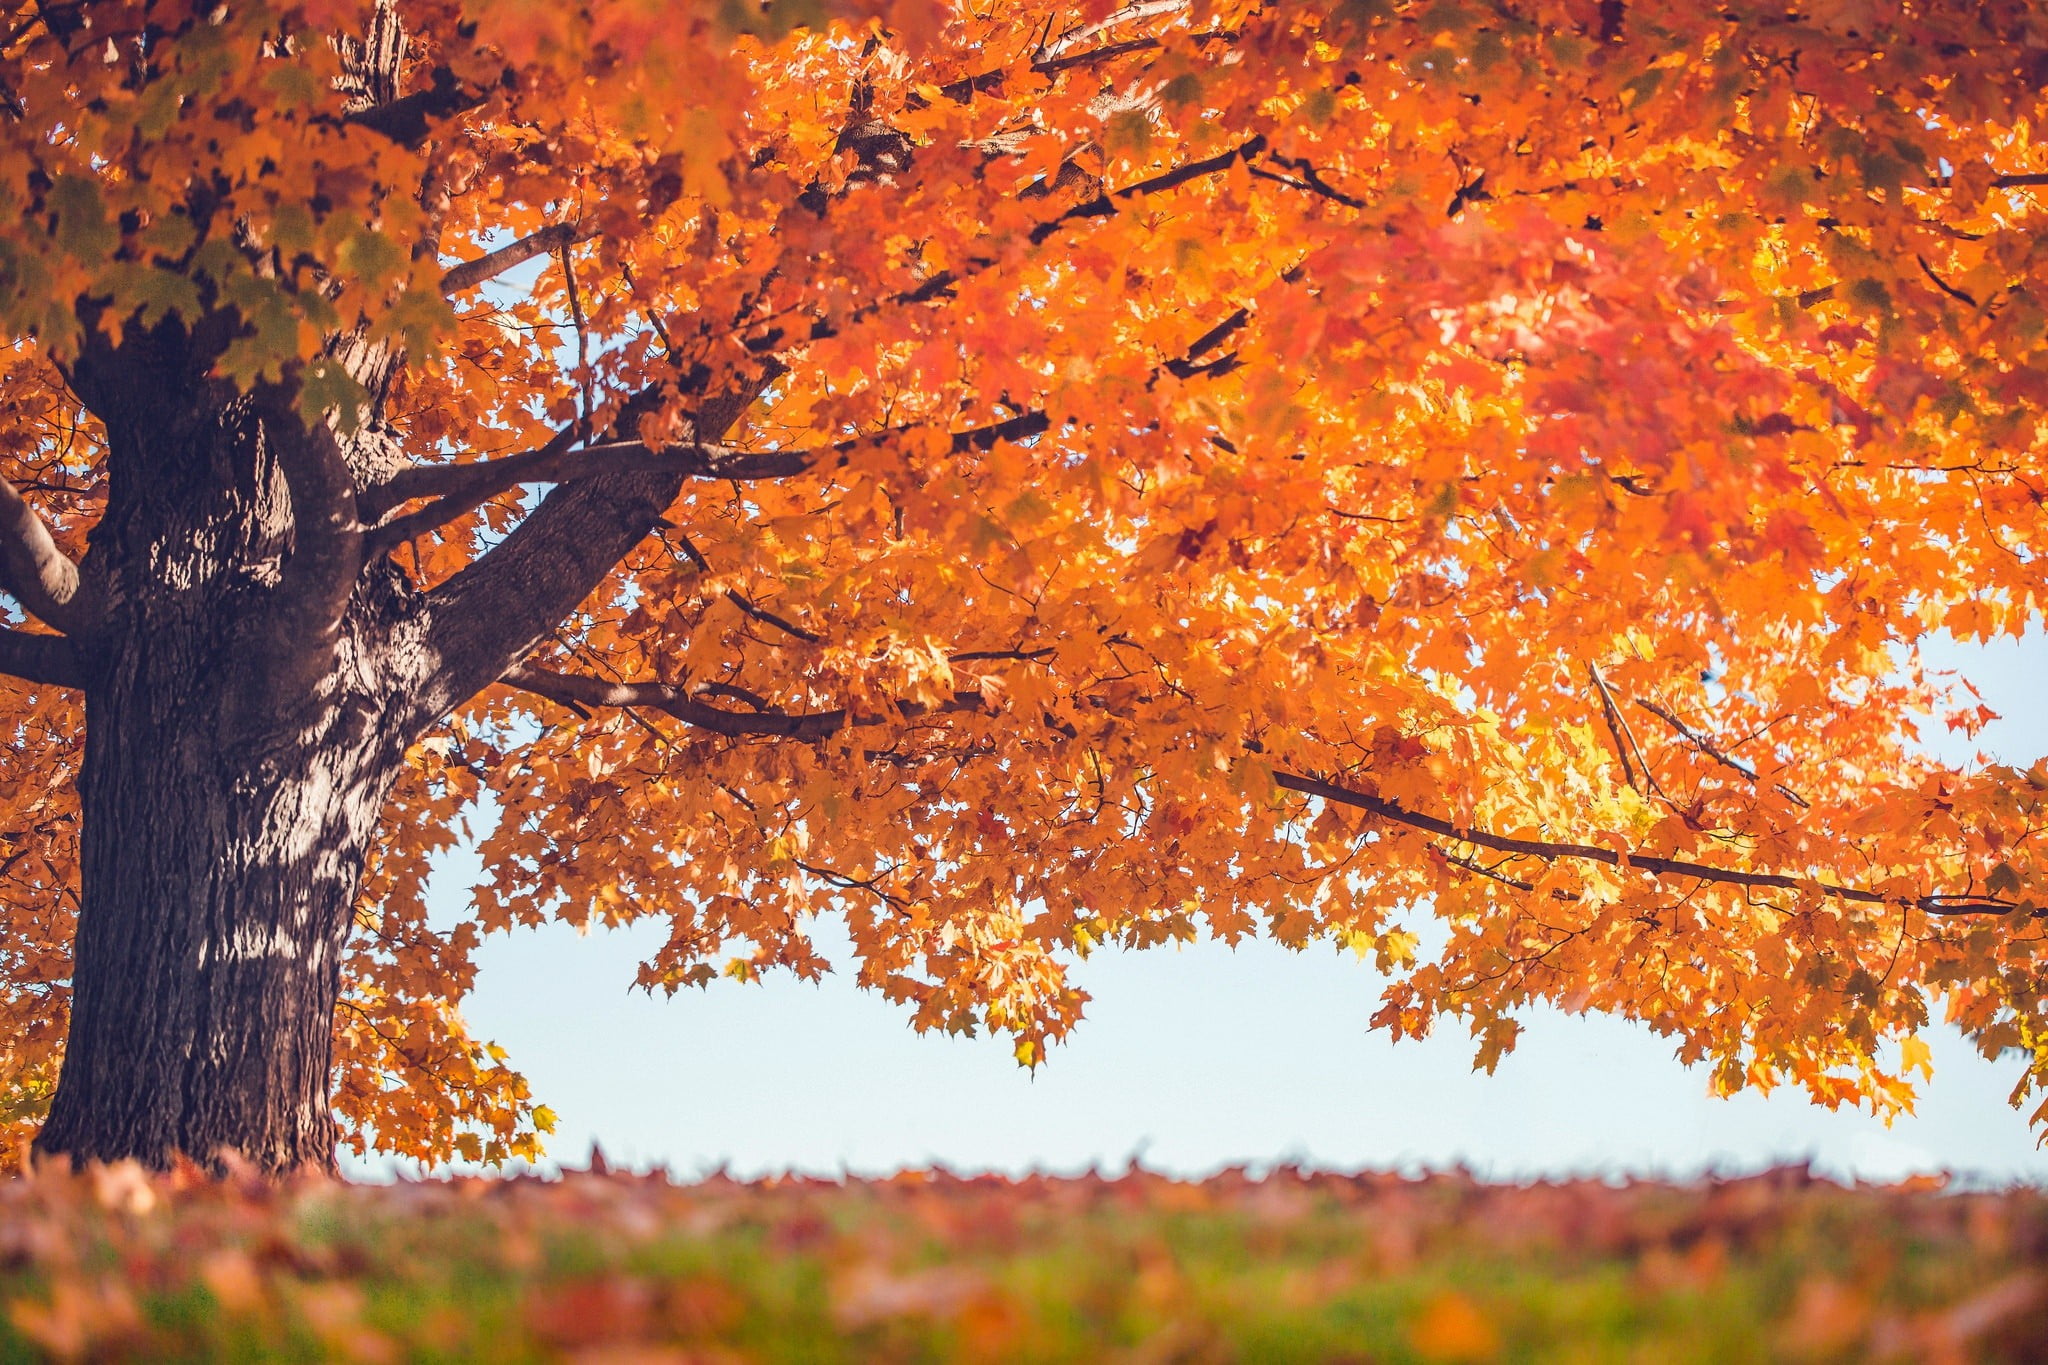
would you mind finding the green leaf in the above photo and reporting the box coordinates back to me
[297,359,370,433]
[49,175,117,260]
[337,228,408,288]
[1848,277,1892,313]
[1620,67,1666,109]
[95,263,201,330]
[377,286,459,358]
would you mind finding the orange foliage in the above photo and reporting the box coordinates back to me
[0,0,2046,1165]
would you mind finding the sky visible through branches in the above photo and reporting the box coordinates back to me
[370,634,2048,1185]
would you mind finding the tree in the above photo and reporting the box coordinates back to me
[0,0,2043,1174]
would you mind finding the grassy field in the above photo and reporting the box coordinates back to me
[0,1162,2041,1362]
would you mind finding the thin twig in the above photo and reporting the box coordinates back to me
[560,242,592,442]
[1590,662,1663,800]
[1632,698,1811,809]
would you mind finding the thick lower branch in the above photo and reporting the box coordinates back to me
[365,439,807,549]
[505,664,984,738]
[0,476,93,635]
[0,628,80,687]
[496,655,2026,921]
[361,411,1051,546]
[1273,770,2030,919]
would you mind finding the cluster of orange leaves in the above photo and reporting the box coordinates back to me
[0,1160,2043,1361]
[1,0,2046,1165]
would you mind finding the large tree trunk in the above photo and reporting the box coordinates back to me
[25,329,687,1173]
[38,687,400,1172]
[32,366,411,1174]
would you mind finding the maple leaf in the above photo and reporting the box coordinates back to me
[0,0,2041,1173]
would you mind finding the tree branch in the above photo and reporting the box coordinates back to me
[1039,0,1188,60]
[927,2,1239,101]
[1252,154,1368,210]
[504,664,984,738]
[0,475,93,635]
[391,374,782,737]
[440,221,591,296]
[951,646,1056,664]
[1632,698,1811,809]
[1030,135,1269,244]
[1597,0,1625,43]
[561,243,592,439]
[257,401,366,695]
[396,470,692,731]
[361,441,788,551]
[834,126,1333,343]
[340,65,482,147]
[1162,307,1250,380]
[1272,770,2030,918]
[0,628,80,688]
[726,590,821,643]
[1590,662,1663,800]
[361,410,1051,547]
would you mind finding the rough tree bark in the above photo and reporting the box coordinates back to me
[44,656,404,1171]
[27,316,401,1169]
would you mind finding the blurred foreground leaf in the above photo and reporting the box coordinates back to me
[0,1164,2042,1361]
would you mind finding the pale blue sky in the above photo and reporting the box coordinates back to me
[377,630,2048,1184]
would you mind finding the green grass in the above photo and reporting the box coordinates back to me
[0,1164,2041,1361]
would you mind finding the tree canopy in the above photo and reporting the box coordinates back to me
[0,0,2044,1168]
